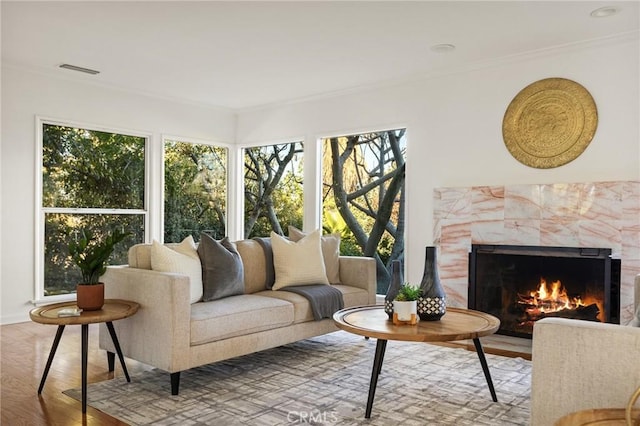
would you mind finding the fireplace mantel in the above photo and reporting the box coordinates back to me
[433,180,640,324]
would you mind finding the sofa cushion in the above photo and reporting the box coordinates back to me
[190,294,293,345]
[288,226,341,284]
[270,230,329,290]
[256,284,370,323]
[255,290,313,323]
[197,234,244,301]
[331,284,371,307]
[150,236,203,303]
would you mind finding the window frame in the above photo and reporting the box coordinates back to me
[34,116,151,304]
[318,126,407,295]
[33,118,406,304]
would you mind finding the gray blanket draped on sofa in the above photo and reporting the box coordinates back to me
[253,237,344,320]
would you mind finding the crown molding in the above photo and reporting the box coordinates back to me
[237,30,639,114]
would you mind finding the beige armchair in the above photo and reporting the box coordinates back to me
[530,275,640,425]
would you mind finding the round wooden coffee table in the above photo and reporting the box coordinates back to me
[30,299,139,414]
[333,305,500,419]
[556,408,640,425]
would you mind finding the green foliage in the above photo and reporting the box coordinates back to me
[164,141,227,242]
[68,229,130,284]
[322,207,364,256]
[42,124,145,209]
[339,233,364,257]
[377,233,394,265]
[322,208,349,236]
[394,283,421,301]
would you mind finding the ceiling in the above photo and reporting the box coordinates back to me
[2,1,639,111]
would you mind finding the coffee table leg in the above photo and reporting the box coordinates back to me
[81,324,88,414]
[105,321,131,382]
[37,325,65,394]
[473,338,498,402]
[365,339,388,419]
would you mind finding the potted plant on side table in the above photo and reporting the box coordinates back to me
[69,229,130,311]
[393,283,421,325]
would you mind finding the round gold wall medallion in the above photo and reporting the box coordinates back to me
[502,78,598,169]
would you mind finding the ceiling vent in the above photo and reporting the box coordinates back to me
[59,64,100,75]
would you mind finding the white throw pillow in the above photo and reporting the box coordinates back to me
[150,236,203,303]
[270,229,329,290]
[288,226,341,284]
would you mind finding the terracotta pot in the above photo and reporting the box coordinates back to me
[76,283,105,311]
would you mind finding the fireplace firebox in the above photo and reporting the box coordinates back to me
[468,244,620,338]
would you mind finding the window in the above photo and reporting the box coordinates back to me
[322,129,406,294]
[39,121,147,300]
[163,139,228,242]
[243,142,303,238]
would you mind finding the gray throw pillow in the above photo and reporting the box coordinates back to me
[252,237,275,289]
[197,234,245,301]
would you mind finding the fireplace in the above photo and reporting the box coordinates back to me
[468,244,621,338]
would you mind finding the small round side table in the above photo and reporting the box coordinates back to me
[30,299,139,414]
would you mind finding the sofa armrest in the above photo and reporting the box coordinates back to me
[98,265,192,373]
[338,256,376,305]
[531,317,640,426]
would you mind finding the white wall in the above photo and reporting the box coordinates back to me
[2,34,638,324]
[1,66,236,323]
[236,34,640,288]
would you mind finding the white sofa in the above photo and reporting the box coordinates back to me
[98,238,376,395]
[531,275,640,425]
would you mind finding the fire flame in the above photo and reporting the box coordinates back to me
[515,278,605,328]
[519,279,585,313]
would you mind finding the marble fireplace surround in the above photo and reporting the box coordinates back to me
[433,180,640,325]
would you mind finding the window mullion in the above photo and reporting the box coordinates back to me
[43,207,147,215]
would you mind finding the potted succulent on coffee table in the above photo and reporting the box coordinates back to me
[68,228,130,311]
[393,283,421,325]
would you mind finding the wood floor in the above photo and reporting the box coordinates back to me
[1,319,532,425]
[1,320,153,425]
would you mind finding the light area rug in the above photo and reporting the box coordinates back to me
[64,331,531,425]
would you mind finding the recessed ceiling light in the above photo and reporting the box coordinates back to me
[430,44,456,53]
[59,63,100,75]
[590,6,619,18]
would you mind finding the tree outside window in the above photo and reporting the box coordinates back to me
[244,142,303,238]
[322,129,406,294]
[41,123,145,297]
[164,140,227,242]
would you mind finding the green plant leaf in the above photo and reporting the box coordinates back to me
[68,228,130,284]
[394,283,421,301]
